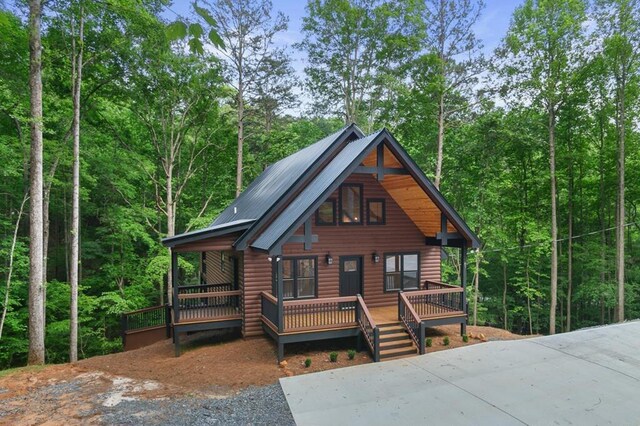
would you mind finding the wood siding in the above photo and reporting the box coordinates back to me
[242,173,442,337]
[204,251,234,285]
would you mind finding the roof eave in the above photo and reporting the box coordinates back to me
[162,220,255,249]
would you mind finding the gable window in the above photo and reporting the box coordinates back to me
[316,199,336,226]
[367,199,386,225]
[339,184,363,224]
[280,257,317,299]
[384,253,419,292]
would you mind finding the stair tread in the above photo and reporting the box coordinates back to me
[379,332,409,340]
[380,340,413,349]
[380,347,417,358]
[377,322,402,327]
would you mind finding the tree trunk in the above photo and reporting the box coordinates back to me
[236,78,244,198]
[502,263,508,330]
[166,162,175,306]
[549,107,558,335]
[69,7,84,363]
[0,194,29,339]
[28,0,45,365]
[434,93,445,189]
[616,84,625,322]
[567,133,573,332]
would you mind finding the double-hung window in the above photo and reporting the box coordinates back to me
[384,253,419,292]
[339,184,363,224]
[280,257,317,299]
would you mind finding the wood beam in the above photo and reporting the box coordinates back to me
[354,166,409,175]
[376,143,384,181]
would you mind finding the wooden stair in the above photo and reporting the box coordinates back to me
[377,322,417,360]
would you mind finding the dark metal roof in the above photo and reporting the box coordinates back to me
[250,129,482,253]
[251,130,385,252]
[162,219,254,248]
[211,124,361,228]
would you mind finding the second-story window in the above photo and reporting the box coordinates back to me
[316,199,336,225]
[340,184,362,224]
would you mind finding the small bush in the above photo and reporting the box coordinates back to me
[443,336,450,346]
[347,349,356,360]
[462,334,469,343]
[304,358,312,368]
[426,338,432,348]
[329,352,338,362]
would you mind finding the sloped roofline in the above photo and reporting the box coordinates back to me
[232,123,364,250]
[162,219,254,248]
[250,129,480,253]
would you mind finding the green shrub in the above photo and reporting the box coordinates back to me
[443,336,450,346]
[462,334,469,343]
[426,338,432,348]
[347,349,356,360]
[304,358,312,368]
[329,352,338,362]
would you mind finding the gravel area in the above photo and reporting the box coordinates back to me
[100,384,295,425]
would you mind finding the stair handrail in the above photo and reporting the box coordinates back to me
[398,291,425,355]
[356,295,380,362]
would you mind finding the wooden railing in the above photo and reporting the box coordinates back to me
[261,292,279,329]
[424,280,459,290]
[405,286,465,318]
[356,295,379,362]
[282,296,358,331]
[399,292,425,355]
[121,304,171,333]
[174,283,241,323]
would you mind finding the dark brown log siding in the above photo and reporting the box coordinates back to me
[242,174,441,336]
[204,251,233,285]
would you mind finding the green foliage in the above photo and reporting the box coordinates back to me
[347,349,356,360]
[426,338,432,348]
[462,334,469,343]
[304,357,312,368]
[329,351,338,362]
[443,336,450,346]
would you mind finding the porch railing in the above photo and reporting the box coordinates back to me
[282,296,358,331]
[174,283,241,323]
[356,295,379,362]
[121,304,171,334]
[398,292,425,355]
[405,284,465,318]
[261,292,279,329]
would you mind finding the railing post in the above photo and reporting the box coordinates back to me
[419,322,426,355]
[397,291,402,321]
[374,327,380,362]
[275,255,284,333]
[120,313,127,349]
[355,295,361,323]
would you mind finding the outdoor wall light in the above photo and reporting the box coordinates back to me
[268,256,282,262]
[326,253,333,265]
[372,252,380,263]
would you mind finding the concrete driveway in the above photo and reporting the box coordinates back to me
[280,321,640,425]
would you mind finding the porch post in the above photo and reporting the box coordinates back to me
[276,255,284,333]
[171,250,179,323]
[460,245,468,336]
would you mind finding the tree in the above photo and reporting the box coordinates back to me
[418,0,486,189]
[69,1,84,363]
[205,0,288,197]
[297,0,419,127]
[595,0,640,322]
[27,0,46,365]
[499,0,586,334]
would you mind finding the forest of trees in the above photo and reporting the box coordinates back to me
[0,0,638,368]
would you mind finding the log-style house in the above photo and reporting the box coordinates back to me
[160,125,480,361]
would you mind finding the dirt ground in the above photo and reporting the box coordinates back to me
[0,326,530,424]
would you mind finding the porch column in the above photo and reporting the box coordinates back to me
[460,245,468,336]
[276,256,284,333]
[171,250,179,319]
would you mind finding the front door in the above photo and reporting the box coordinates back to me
[340,256,363,297]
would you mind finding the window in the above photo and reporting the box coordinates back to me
[384,253,419,292]
[316,199,336,225]
[367,199,386,225]
[279,257,317,299]
[339,184,362,224]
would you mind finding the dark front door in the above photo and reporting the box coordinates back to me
[340,256,363,297]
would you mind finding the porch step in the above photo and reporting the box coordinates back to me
[379,346,417,359]
[376,321,418,360]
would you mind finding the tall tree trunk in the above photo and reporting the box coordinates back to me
[567,133,573,332]
[598,108,606,324]
[434,93,445,189]
[549,107,558,335]
[616,84,625,322]
[526,252,533,335]
[0,194,29,339]
[236,66,244,198]
[69,6,84,363]
[28,0,45,365]
[502,263,508,330]
[166,162,175,306]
